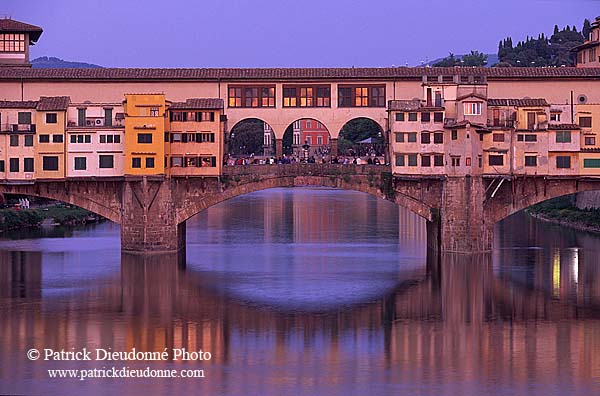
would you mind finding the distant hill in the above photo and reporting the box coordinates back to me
[420,54,498,67]
[31,56,102,68]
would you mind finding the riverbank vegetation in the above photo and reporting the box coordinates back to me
[0,206,102,231]
[527,196,600,232]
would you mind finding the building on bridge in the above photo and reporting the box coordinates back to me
[66,100,125,178]
[166,98,225,176]
[1,17,600,253]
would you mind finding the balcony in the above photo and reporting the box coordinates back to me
[67,119,124,128]
[1,124,36,133]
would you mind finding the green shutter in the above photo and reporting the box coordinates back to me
[78,108,86,126]
[104,109,112,126]
[583,158,600,168]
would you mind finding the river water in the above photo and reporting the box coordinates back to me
[1,188,599,395]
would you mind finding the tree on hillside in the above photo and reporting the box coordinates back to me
[462,51,488,66]
[432,52,461,67]
[497,21,585,67]
[583,19,592,40]
[432,51,487,67]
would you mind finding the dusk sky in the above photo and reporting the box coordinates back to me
[3,0,599,68]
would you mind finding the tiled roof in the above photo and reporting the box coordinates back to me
[488,98,549,107]
[0,18,43,42]
[456,92,487,101]
[548,123,581,130]
[0,100,38,109]
[388,100,420,111]
[444,120,487,129]
[37,96,70,111]
[0,67,599,81]
[170,98,223,110]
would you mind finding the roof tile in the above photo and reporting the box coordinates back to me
[170,98,223,110]
[0,67,599,81]
[488,98,549,107]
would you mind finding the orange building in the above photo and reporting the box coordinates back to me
[166,98,224,177]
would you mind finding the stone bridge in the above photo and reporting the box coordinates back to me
[1,164,600,254]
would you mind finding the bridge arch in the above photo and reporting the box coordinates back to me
[174,169,435,225]
[282,117,332,158]
[487,177,600,225]
[0,182,122,224]
[229,118,276,157]
[337,117,386,157]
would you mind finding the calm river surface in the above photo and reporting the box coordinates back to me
[1,187,599,395]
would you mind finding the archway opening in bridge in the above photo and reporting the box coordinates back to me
[184,187,429,308]
[228,118,276,158]
[282,118,331,160]
[338,118,386,159]
[0,193,112,236]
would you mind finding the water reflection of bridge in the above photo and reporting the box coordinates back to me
[2,249,600,393]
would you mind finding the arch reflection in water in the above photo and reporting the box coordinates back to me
[1,189,600,395]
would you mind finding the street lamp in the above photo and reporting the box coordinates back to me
[302,140,310,162]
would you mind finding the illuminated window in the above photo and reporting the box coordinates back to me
[228,86,275,108]
[0,33,25,52]
[338,85,385,107]
[463,102,482,115]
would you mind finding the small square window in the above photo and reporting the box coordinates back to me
[24,135,33,146]
[395,154,405,166]
[408,113,417,121]
[421,155,431,167]
[39,135,50,143]
[46,113,57,124]
[395,113,405,122]
[74,157,87,170]
[525,155,537,167]
[408,154,417,166]
[132,157,141,168]
[146,157,155,168]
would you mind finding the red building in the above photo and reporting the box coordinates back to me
[292,119,330,156]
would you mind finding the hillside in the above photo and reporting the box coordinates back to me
[31,56,102,68]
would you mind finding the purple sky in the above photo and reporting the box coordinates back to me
[3,0,599,67]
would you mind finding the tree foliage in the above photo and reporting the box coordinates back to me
[497,21,587,67]
[432,51,488,67]
[339,118,382,152]
[229,119,269,156]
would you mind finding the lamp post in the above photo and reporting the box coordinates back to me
[302,141,310,162]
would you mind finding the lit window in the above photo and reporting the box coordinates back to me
[463,102,482,115]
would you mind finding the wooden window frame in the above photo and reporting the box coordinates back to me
[282,85,331,108]
[228,85,276,108]
[337,85,386,108]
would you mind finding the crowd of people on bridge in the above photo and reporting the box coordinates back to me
[224,154,386,166]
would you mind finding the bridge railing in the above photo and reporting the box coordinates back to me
[222,163,390,177]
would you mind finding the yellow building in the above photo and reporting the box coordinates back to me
[166,98,225,177]
[0,101,38,182]
[34,96,70,180]
[577,103,600,175]
[123,94,167,176]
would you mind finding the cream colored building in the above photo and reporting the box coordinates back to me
[66,102,125,178]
